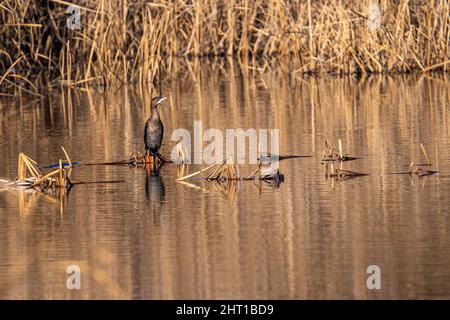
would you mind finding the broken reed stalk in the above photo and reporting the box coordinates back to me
[31,169,61,187]
[17,154,26,180]
[176,160,224,181]
[176,157,283,182]
[323,139,361,162]
[18,153,41,179]
[22,156,40,178]
[13,148,74,191]
[207,161,226,179]
[31,162,71,189]
[226,157,238,180]
[420,143,431,165]
[324,141,367,180]
[1,0,449,94]
[407,144,438,176]
[59,159,64,186]
[61,146,72,168]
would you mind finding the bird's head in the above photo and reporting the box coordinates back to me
[151,96,167,110]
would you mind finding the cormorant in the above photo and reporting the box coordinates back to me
[144,96,167,165]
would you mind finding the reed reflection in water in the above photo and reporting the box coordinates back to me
[0,63,449,299]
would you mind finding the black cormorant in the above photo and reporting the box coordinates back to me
[144,96,167,165]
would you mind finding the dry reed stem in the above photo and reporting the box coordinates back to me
[0,0,448,94]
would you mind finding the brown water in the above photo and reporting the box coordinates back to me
[0,66,449,299]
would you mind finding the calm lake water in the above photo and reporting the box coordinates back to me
[0,64,449,299]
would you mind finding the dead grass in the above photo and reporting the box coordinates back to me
[0,0,448,94]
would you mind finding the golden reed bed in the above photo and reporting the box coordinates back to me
[0,0,448,94]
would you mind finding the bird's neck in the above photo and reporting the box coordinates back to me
[150,108,160,120]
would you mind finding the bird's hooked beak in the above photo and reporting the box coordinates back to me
[156,96,167,106]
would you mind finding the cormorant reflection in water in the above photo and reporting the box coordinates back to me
[145,169,165,222]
